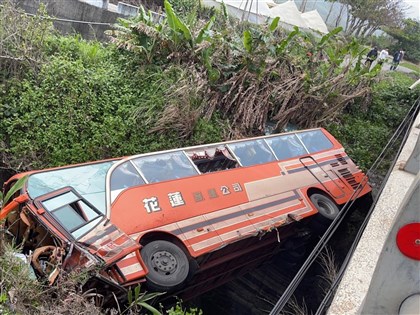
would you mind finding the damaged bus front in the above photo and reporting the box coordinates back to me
[1,161,141,298]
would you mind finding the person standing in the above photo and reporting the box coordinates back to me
[390,50,404,70]
[377,48,389,66]
[365,46,378,67]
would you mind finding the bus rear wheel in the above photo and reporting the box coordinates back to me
[310,193,339,221]
[141,240,190,291]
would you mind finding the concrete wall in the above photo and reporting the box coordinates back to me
[10,0,122,40]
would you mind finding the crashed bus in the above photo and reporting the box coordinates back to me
[1,128,371,296]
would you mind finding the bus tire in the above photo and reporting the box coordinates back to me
[310,193,339,221]
[141,240,190,291]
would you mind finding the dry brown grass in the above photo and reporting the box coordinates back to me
[318,246,338,291]
[281,296,311,315]
[206,56,371,138]
[0,244,105,314]
[151,65,209,139]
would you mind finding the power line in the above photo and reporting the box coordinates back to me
[3,5,165,27]
[23,11,112,26]
[314,97,420,315]
[0,3,154,26]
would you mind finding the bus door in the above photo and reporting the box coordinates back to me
[299,156,345,199]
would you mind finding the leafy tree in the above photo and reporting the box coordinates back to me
[385,18,420,63]
[0,0,54,81]
[326,0,405,37]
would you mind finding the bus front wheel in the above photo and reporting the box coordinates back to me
[310,193,339,221]
[141,240,190,291]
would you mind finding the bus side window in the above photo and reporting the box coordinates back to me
[229,140,275,167]
[110,162,145,191]
[266,135,306,159]
[187,147,238,173]
[133,152,198,183]
[297,130,333,153]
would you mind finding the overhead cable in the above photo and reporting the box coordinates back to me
[270,97,420,315]
[314,97,420,315]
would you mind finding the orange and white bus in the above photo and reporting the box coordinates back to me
[2,128,371,293]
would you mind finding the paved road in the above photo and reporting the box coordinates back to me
[376,57,417,74]
[357,58,415,74]
[381,62,414,74]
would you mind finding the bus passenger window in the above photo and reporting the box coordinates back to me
[111,162,145,191]
[133,151,198,183]
[229,140,275,167]
[266,134,306,159]
[110,162,145,202]
[187,146,238,173]
[297,130,333,153]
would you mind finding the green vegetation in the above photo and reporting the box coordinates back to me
[328,71,419,172]
[0,176,27,208]
[1,44,211,169]
[1,0,380,173]
[385,18,420,63]
[166,300,203,315]
[0,0,419,313]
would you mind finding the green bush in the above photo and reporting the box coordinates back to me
[0,36,222,170]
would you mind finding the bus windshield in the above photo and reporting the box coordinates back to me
[27,161,115,214]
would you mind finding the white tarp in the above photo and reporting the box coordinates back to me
[204,0,271,24]
[301,10,329,34]
[202,0,329,34]
[269,1,307,29]
[234,0,273,16]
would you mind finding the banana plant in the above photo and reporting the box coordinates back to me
[107,0,217,62]
[105,6,169,62]
[276,26,301,56]
[164,0,216,49]
[164,0,192,47]
[0,176,27,210]
[317,26,343,49]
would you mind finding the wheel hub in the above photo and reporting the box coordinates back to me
[318,200,333,215]
[153,250,177,273]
